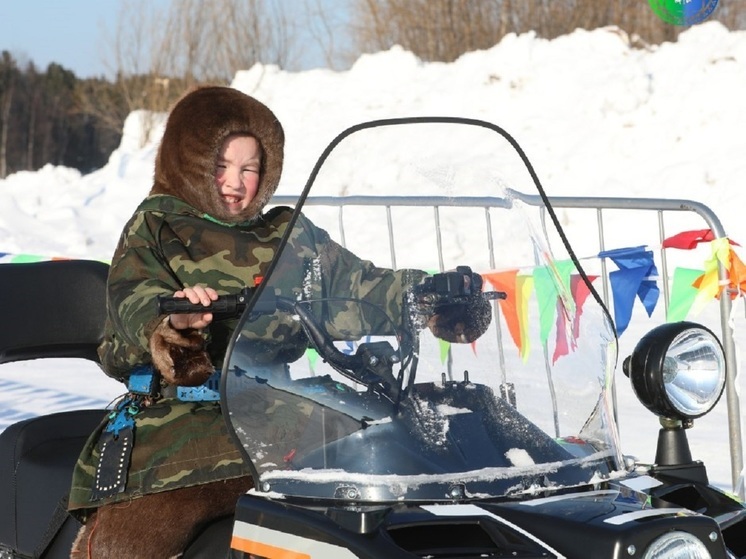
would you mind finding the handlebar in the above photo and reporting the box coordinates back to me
[157,288,402,400]
[156,267,505,318]
[155,266,501,401]
[156,287,254,318]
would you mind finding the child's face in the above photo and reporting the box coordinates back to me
[214,135,262,216]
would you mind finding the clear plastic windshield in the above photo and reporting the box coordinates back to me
[223,119,622,504]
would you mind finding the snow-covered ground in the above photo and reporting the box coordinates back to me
[1,21,745,494]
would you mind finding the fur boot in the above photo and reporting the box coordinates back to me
[70,476,252,559]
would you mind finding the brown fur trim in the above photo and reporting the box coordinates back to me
[70,477,253,559]
[151,85,284,224]
[427,297,493,344]
[149,317,214,386]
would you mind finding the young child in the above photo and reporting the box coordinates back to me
[68,86,490,558]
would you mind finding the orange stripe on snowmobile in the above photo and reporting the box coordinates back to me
[230,535,311,559]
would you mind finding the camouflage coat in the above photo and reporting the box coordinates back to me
[69,193,423,514]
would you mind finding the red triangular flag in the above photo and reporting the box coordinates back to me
[663,229,739,250]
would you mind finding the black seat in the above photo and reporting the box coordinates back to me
[0,259,110,364]
[0,259,110,559]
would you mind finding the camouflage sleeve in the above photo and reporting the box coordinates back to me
[303,216,428,337]
[99,203,294,381]
[98,211,188,381]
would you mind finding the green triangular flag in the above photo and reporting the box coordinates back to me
[667,267,703,322]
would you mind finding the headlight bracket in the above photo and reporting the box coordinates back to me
[652,421,709,484]
[623,322,725,484]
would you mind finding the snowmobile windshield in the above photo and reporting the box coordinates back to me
[223,118,622,504]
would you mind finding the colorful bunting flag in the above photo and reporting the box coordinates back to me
[483,269,523,355]
[0,253,49,263]
[667,267,703,322]
[691,237,731,315]
[533,260,575,356]
[552,274,597,363]
[598,246,659,336]
[726,249,746,297]
[0,253,99,264]
[661,232,745,320]
[553,296,570,364]
[306,348,319,372]
[439,339,450,364]
[689,240,746,314]
[517,275,534,361]
[663,229,739,250]
[485,264,597,362]
[571,274,597,338]
[533,265,560,346]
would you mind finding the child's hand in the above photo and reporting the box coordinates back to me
[169,285,219,330]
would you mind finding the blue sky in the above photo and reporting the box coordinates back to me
[0,0,338,78]
[0,0,171,78]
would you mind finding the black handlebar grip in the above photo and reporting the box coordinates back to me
[157,291,250,316]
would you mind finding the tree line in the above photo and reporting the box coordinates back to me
[352,0,746,62]
[0,54,176,177]
[1,0,743,178]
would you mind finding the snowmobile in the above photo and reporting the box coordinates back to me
[2,117,746,559]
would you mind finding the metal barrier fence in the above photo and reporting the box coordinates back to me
[272,193,744,497]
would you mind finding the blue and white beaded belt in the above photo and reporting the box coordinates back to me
[127,364,221,402]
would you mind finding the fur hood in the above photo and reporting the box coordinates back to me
[150,86,284,224]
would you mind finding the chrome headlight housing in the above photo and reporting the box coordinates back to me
[641,530,711,559]
[623,322,725,421]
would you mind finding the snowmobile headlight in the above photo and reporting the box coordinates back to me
[641,530,711,559]
[623,322,725,421]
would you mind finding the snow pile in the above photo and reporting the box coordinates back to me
[1,22,743,261]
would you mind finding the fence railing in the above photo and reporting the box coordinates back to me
[272,193,744,497]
